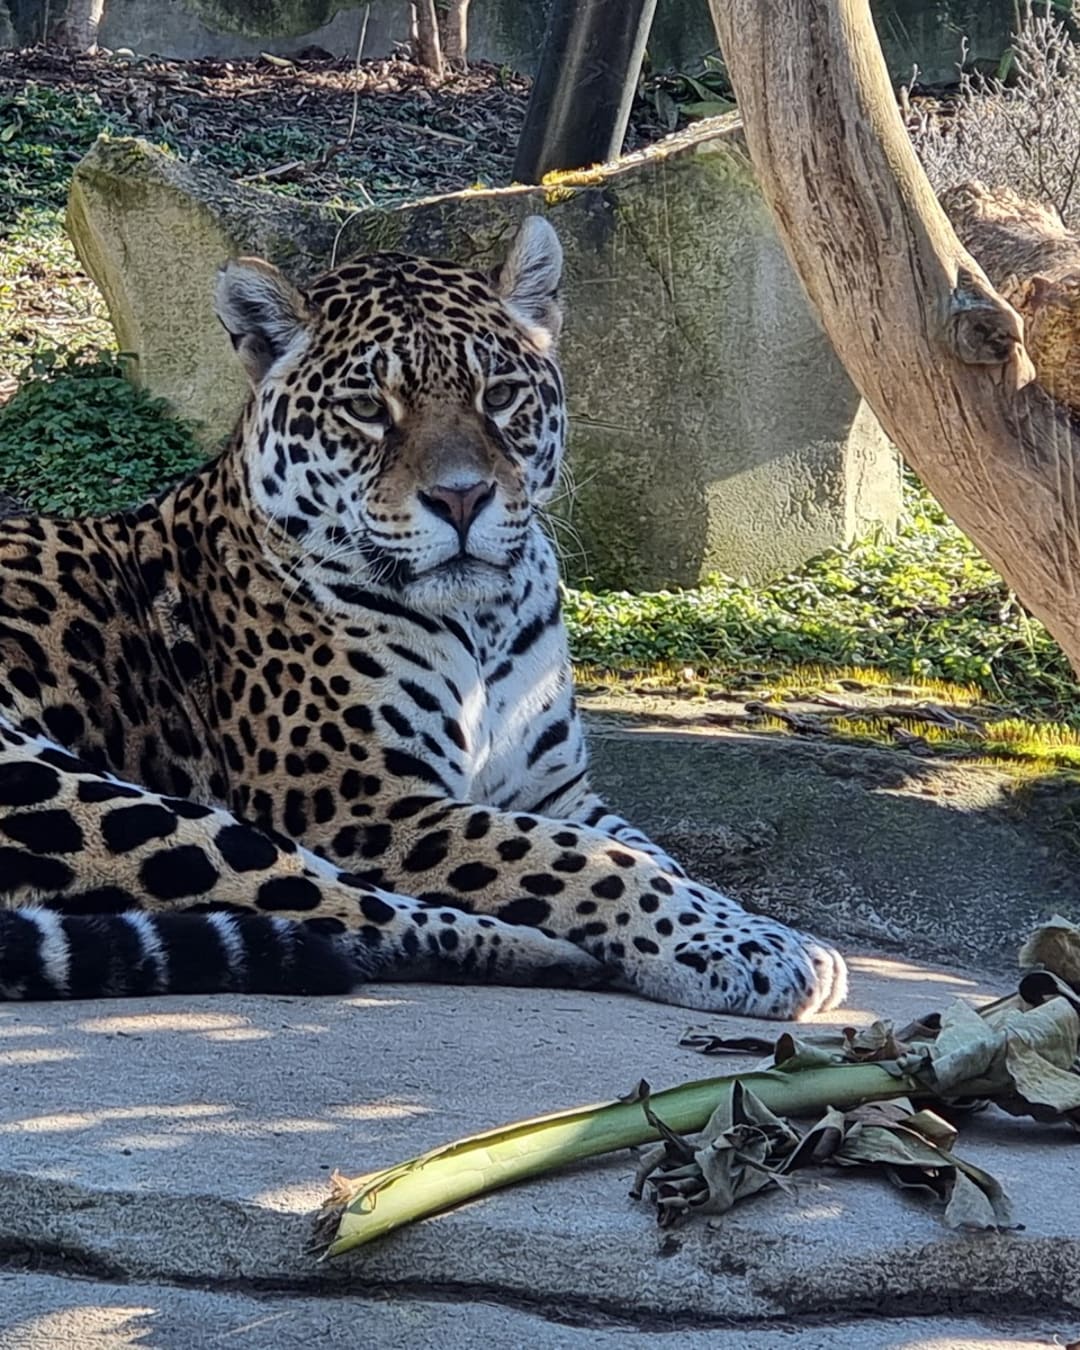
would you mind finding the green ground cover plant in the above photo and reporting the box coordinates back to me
[0,82,117,224]
[0,85,117,394]
[564,476,1076,723]
[0,349,203,516]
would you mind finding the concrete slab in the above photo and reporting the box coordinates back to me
[0,1274,1069,1350]
[1,956,1079,1334]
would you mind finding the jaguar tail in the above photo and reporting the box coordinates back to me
[0,909,357,1000]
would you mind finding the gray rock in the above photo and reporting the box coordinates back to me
[67,125,899,588]
[66,140,340,443]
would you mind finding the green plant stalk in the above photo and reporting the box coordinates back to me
[325,1062,917,1256]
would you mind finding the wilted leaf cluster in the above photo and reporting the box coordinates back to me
[631,1083,1015,1232]
[641,917,1080,1234]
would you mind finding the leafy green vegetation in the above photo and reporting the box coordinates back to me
[0,349,203,516]
[563,476,1078,724]
[0,83,116,224]
[195,122,330,196]
[0,87,118,394]
[639,51,734,130]
[0,207,114,391]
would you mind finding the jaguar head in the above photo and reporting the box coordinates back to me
[215,218,567,611]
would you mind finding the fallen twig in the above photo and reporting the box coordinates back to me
[386,116,472,145]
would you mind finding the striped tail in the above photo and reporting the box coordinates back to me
[0,909,358,1000]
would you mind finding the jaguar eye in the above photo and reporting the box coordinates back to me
[334,395,389,431]
[348,397,387,423]
[483,382,519,414]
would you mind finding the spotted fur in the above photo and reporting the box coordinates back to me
[0,218,846,1017]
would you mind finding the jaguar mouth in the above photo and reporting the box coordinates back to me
[424,555,507,579]
[403,553,514,610]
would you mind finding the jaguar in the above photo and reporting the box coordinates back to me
[0,216,847,1018]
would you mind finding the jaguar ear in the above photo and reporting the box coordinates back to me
[214,257,315,385]
[495,216,563,348]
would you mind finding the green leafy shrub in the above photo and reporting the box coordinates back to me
[0,350,205,516]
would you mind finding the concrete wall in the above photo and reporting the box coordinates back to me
[6,0,1016,86]
[67,120,900,590]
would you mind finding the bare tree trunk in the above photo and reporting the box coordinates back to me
[58,0,105,50]
[941,182,1080,416]
[412,0,444,80]
[710,0,1080,676]
[440,0,470,71]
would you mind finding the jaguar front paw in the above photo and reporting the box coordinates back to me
[616,921,848,1020]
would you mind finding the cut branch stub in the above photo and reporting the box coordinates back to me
[944,265,1036,392]
[943,181,1080,413]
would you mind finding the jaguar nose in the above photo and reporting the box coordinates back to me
[418,481,496,535]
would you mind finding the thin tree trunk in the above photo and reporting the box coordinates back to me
[412,0,444,80]
[59,0,105,50]
[440,0,470,71]
[710,0,1080,676]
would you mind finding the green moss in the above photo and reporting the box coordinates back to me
[578,661,1080,781]
[347,208,407,255]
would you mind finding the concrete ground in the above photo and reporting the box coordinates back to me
[1,955,1078,1348]
[0,1277,1066,1349]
